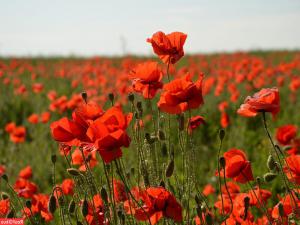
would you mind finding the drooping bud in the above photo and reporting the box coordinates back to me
[1,192,9,200]
[267,155,276,171]
[68,199,76,214]
[48,194,57,214]
[67,168,81,176]
[165,160,174,178]
[264,172,277,182]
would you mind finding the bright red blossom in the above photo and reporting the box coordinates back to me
[237,87,280,117]
[147,31,187,64]
[158,74,204,114]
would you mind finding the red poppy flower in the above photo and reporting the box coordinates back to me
[220,112,230,128]
[50,117,89,146]
[19,166,32,180]
[14,178,38,198]
[5,122,16,133]
[0,199,10,217]
[131,61,163,99]
[124,187,182,224]
[157,74,204,114]
[61,178,75,195]
[284,155,300,184]
[276,124,297,146]
[24,194,53,222]
[40,111,51,123]
[219,149,254,184]
[147,31,187,64]
[272,192,300,220]
[202,184,215,196]
[237,87,280,117]
[32,83,44,93]
[247,187,272,207]
[87,106,132,163]
[188,115,205,134]
[10,126,26,143]
[72,148,98,171]
[27,113,39,124]
[85,194,107,225]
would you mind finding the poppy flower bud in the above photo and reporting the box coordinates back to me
[117,210,125,224]
[161,143,168,157]
[159,180,165,188]
[134,112,139,119]
[196,206,202,217]
[219,157,226,169]
[177,114,185,131]
[1,174,8,182]
[194,194,201,206]
[128,93,134,102]
[145,133,155,144]
[25,200,32,208]
[158,130,166,141]
[1,192,9,200]
[264,172,277,182]
[256,177,262,186]
[51,154,57,164]
[101,187,108,203]
[278,202,284,217]
[219,129,225,141]
[68,199,76,214]
[67,168,81,176]
[81,92,88,103]
[205,213,213,225]
[48,194,57,213]
[267,155,276,171]
[108,93,114,103]
[6,209,15,218]
[81,198,89,217]
[136,101,142,111]
[201,205,207,213]
[166,160,174,178]
[244,196,250,208]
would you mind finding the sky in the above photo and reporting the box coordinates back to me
[0,0,300,56]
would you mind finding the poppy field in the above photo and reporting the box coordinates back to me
[1,31,300,225]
